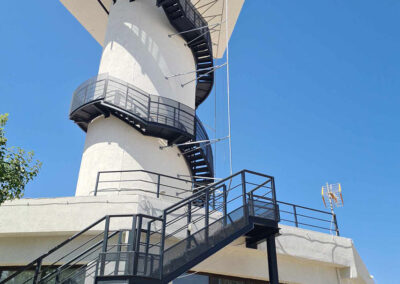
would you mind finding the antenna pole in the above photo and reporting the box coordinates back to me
[327,182,335,235]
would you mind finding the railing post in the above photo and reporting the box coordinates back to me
[133,216,143,275]
[241,171,247,217]
[187,202,192,250]
[333,214,340,236]
[32,258,42,284]
[159,212,167,279]
[125,85,129,109]
[173,107,176,128]
[223,184,227,224]
[241,171,247,204]
[103,77,109,100]
[100,216,110,276]
[94,172,100,196]
[55,268,61,284]
[293,205,299,227]
[147,97,151,120]
[157,175,161,198]
[84,85,89,104]
[114,231,123,276]
[271,177,279,222]
[125,216,137,275]
[212,190,216,210]
[249,191,255,216]
[187,202,192,238]
[144,221,151,275]
[205,188,210,244]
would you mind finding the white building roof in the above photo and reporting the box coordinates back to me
[59,0,245,58]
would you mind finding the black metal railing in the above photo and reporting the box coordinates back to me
[194,117,214,174]
[177,0,212,48]
[276,200,340,236]
[0,214,160,284]
[93,169,196,199]
[70,74,196,137]
[154,170,278,281]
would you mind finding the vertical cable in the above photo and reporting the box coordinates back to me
[214,61,217,177]
[225,0,233,175]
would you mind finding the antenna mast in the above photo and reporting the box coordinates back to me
[321,183,343,235]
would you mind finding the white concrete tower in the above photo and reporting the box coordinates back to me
[63,0,245,199]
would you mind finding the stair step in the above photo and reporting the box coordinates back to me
[165,4,179,12]
[171,11,184,19]
[191,160,207,167]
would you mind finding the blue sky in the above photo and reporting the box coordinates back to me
[1,0,399,283]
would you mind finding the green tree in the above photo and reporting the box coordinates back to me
[0,113,42,205]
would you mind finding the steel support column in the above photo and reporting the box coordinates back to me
[266,233,279,284]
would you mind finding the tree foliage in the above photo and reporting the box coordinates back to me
[0,113,42,205]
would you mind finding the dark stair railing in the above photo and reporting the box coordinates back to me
[96,170,280,283]
[1,170,280,284]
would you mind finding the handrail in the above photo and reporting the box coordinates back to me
[253,194,340,236]
[70,73,196,137]
[94,169,195,197]
[0,213,159,284]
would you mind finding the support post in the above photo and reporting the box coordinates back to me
[33,258,42,284]
[271,177,279,222]
[187,202,192,249]
[223,184,227,224]
[159,212,167,279]
[144,221,151,275]
[125,216,137,275]
[114,231,123,276]
[205,188,210,244]
[293,205,298,227]
[157,175,161,198]
[133,216,142,274]
[241,171,247,204]
[266,233,279,284]
[333,214,340,236]
[100,216,110,276]
[94,172,100,196]
[241,171,248,218]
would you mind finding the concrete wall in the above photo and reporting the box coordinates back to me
[98,0,196,108]
[75,116,192,198]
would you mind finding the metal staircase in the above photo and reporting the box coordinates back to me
[178,118,214,183]
[1,170,280,284]
[157,0,215,107]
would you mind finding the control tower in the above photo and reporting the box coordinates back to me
[65,0,243,198]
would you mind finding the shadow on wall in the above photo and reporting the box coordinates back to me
[101,0,196,105]
[275,230,353,265]
[82,116,191,192]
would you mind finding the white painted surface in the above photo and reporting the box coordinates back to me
[75,116,192,199]
[98,0,196,108]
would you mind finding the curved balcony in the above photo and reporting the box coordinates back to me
[70,74,196,144]
[70,74,214,180]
